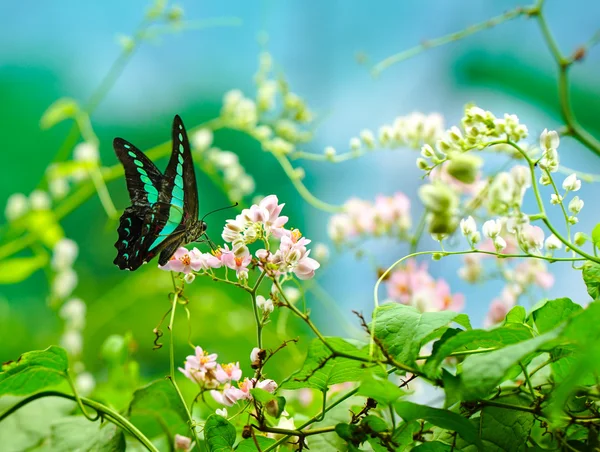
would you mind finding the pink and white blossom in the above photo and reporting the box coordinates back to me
[215,362,242,383]
[178,346,218,384]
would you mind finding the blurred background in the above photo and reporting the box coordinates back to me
[1,0,599,389]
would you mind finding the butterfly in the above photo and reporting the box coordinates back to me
[113,115,207,271]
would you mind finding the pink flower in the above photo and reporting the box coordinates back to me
[518,224,545,254]
[258,195,289,237]
[387,260,434,304]
[221,247,251,279]
[373,193,411,231]
[159,247,204,274]
[174,434,195,452]
[273,233,320,280]
[195,252,222,270]
[432,280,464,312]
[178,346,218,384]
[484,299,511,327]
[211,378,277,406]
[215,362,242,383]
[344,198,376,234]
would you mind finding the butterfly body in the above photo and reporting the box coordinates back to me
[113,115,205,271]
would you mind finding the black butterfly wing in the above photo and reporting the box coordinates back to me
[161,115,199,221]
[113,138,163,207]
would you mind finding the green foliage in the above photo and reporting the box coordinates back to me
[357,373,405,405]
[0,346,68,395]
[395,401,483,448]
[0,255,49,284]
[127,379,190,439]
[250,388,286,418]
[283,337,383,391]
[582,262,600,300]
[50,416,126,451]
[373,304,468,366]
[235,437,277,451]
[205,415,236,452]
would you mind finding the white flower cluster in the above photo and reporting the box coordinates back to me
[4,190,53,221]
[45,142,101,199]
[51,238,79,300]
[486,165,531,215]
[549,172,584,225]
[191,129,255,202]
[347,112,444,155]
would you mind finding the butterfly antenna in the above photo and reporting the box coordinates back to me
[201,202,239,222]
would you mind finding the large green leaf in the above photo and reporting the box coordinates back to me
[373,304,466,366]
[0,346,68,395]
[205,415,236,452]
[357,373,404,406]
[235,437,276,451]
[50,416,125,451]
[282,338,383,391]
[127,379,189,440]
[475,395,534,451]
[249,388,286,418]
[411,442,452,451]
[531,298,582,333]
[459,328,561,400]
[0,255,49,284]
[394,401,483,448]
[424,324,533,377]
[582,262,600,300]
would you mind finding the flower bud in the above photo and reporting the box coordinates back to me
[493,236,507,252]
[568,196,584,214]
[574,232,586,246]
[540,128,559,151]
[416,158,430,170]
[562,173,581,192]
[446,153,482,184]
[459,216,477,238]
[349,137,361,151]
[545,234,562,250]
[428,212,458,235]
[421,144,434,158]
[324,146,336,160]
[418,184,458,214]
[360,129,375,149]
[5,193,29,221]
[482,219,502,239]
[192,129,213,151]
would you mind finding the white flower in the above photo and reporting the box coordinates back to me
[540,129,559,150]
[539,173,551,186]
[29,190,51,210]
[184,273,196,284]
[75,371,96,396]
[74,142,99,163]
[324,146,336,160]
[349,137,361,151]
[562,174,581,192]
[568,216,579,225]
[216,408,228,417]
[52,238,79,270]
[283,286,301,304]
[360,129,375,148]
[459,216,477,239]
[545,234,562,250]
[482,219,502,239]
[192,129,213,151]
[493,236,507,252]
[52,269,78,299]
[550,194,563,205]
[250,347,262,366]
[60,330,83,356]
[510,165,531,188]
[59,298,86,330]
[5,193,28,221]
[313,243,330,262]
[574,232,586,246]
[568,196,584,214]
[256,295,274,314]
[49,178,69,199]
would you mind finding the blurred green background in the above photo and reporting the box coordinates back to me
[1,0,599,387]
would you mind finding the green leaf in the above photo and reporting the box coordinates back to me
[205,415,236,452]
[0,397,74,451]
[411,442,452,451]
[0,255,49,284]
[40,97,79,129]
[394,401,483,449]
[50,416,125,451]
[361,415,388,433]
[27,210,64,248]
[0,346,68,395]
[591,223,600,247]
[582,262,600,300]
[249,388,286,418]
[475,395,534,452]
[459,328,561,400]
[127,379,189,439]
[235,437,277,451]
[504,306,526,324]
[282,338,383,391]
[531,298,582,333]
[357,373,405,406]
[424,324,533,377]
[392,421,419,448]
[373,304,465,366]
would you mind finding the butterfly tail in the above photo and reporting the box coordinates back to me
[114,207,147,271]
